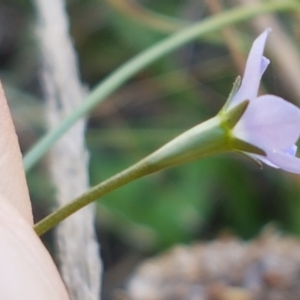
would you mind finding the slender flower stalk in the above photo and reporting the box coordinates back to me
[35,28,300,235]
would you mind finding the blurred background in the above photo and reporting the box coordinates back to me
[1,0,300,298]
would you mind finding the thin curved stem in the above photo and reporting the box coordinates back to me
[24,1,300,171]
[34,160,152,236]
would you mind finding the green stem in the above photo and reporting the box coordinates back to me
[34,160,151,236]
[24,1,300,171]
[34,115,230,235]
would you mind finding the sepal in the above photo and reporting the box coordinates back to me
[220,100,249,129]
[221,76,241,111]
[236,151,263,169]
[230,138,266,156]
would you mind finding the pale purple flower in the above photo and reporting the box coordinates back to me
[228,28,300,173]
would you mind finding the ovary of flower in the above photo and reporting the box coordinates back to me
[226,28,300,173]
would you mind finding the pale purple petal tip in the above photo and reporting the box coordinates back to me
[260,56,270,75]
[286,145,297,156]
[254,145,298,169]
[264,149,300,174]
[228,29,271,109]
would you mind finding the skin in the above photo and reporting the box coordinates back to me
[0,83,69,299]
[0,84,33,224]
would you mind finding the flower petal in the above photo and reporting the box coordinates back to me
[233,95,300,151]
[286,145,297,156]
[263,148,300,174]
[251,153,278,168]
[248,146,297,169]
[228,28,271,109]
